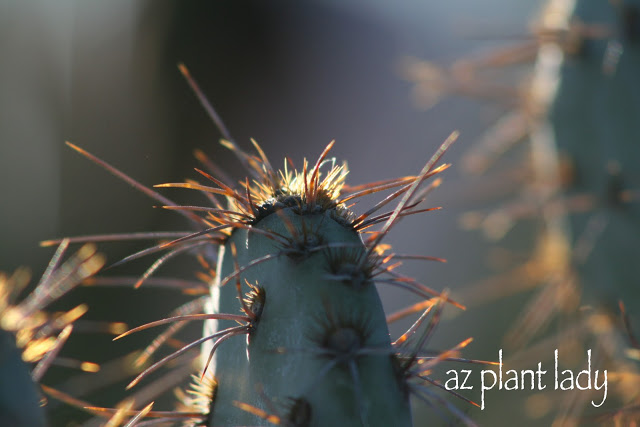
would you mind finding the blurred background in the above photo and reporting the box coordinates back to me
[3,0,636,426]
[0,0,539,278]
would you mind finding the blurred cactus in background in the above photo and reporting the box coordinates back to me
[0,242,104,426]
[405,0,640,424]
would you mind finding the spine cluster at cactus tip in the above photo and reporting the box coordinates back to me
[5,65,483,426]
[103,131,470,426]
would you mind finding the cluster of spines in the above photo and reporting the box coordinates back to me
[33,65,499,426]
[37,137,488,425]
[192,136,465,425]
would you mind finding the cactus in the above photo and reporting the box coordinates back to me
[543,0,640,316]
[42,63,487,424]
[531,1,640,421]
[71,129,473,425]
[199,157,411,425]
[0,329,45,427]
[196,137,458,426]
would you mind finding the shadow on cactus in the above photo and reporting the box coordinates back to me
[36,66,495,426]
